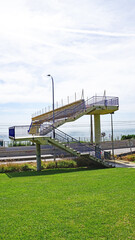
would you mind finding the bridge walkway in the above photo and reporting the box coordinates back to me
[29,96,119,135]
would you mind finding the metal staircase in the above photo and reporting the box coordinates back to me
[9,95,119,168]
[46,128,110,168]
[27,96,118,165]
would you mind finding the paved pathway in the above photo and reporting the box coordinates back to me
[106,160,135,168]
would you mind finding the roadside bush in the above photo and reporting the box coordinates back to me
[0,165,5,173]
[118,154,135,162]
[45,161,56,169]
[126,155,135,162]
[22,164,31,171]
[0,158,90,173]
[0,163,21,173]
[44,160,77,169]
[57,160,77,168]
[121,134,135,140]
[0,163,36,173]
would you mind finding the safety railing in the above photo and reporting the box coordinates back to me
[8,125,101,159]
[33,96,118,125]
[46,128,96,154]
[40,123,54,136]
[85,96,119,108]
[28,99,86,133]
[37,99,85,122]
[28,96,119,135]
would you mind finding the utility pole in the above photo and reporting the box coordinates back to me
[111,113,114,159]
[90,115,93,143]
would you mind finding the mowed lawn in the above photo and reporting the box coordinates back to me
[0,168,135,240]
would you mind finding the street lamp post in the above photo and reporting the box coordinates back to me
[111,112,114,159]
[47,74,56,166]
[47,74,55,138]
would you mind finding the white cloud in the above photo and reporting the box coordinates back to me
[0,0,135,131]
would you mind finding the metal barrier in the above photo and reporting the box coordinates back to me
[45,128,97,156]
[85,96,119,108]
[29,96,119,134]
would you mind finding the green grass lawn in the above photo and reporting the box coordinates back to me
[0,168,135,240]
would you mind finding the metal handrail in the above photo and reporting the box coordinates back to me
[85,96,119,108]
[41,99,85,122]
[28,99,85,133]
[28,96,119,133]
[46,128,96,153]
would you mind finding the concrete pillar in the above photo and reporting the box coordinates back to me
[36,142,41,171]
[94,115,101,145]
[111,113,114,159]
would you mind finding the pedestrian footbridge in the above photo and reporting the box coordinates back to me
[28,96,118,143]
[9,95,119,170]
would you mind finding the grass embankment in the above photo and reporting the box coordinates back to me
[0,168,135,239]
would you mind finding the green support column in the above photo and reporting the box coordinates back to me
[94,114,101,145]
[36,142,41,171]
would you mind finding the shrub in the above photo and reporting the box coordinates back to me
[118,154,135,162]
[0,165,5,173]
[121,134,135,140]
[44,160,77,169]
[0,158,93,173]
[0,163,21,173]
[127,155,135,162]
[21,164,31,171]
[0,163,36,173]
[57,160,77,168]
[46,161,56,169]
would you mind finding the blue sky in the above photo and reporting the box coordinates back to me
[0,0,135,137]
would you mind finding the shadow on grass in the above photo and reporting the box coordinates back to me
[6,167,101,178]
